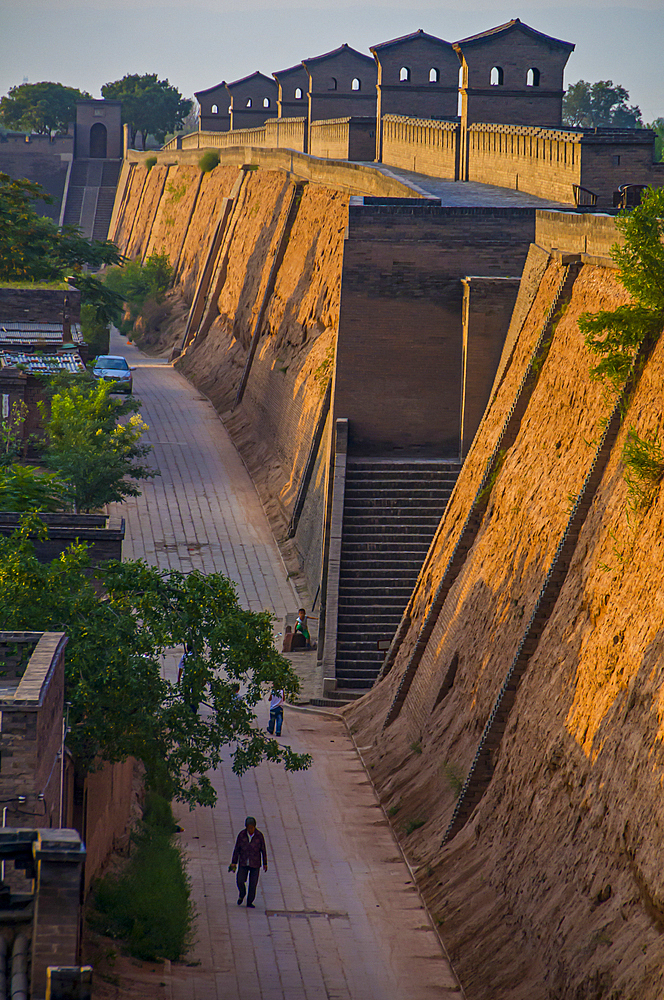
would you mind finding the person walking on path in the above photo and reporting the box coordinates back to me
[267,688,285,736]
[229,816,268,909]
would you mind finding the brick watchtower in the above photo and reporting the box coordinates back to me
[371,29,460,159]
[195,81,231,133]
[455,19,574,129]
[227,72,278,131]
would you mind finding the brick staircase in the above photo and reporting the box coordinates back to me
[63,159,120,240]
[333,459,461,696]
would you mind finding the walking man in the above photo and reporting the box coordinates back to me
[229,816,268,909]
[267,687,285,736]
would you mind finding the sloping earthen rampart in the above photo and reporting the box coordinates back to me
[345,217,664,998]
[110,159,352,595]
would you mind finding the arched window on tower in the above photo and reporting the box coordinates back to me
[211,104,218,114]
[351,78,361,91]
[246,98,253,107]
[263,97,271,108]
[328,77,337,91]
[399,66,410,82]
[526,67,540,87]
[295,87,303,100]
[429,67,440,83]
[490,66,504,86]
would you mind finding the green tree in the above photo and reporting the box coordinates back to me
[0,465,72,511]
[563,80,643,129]
[579,186,664,385]
[101,74,191,148]
[0,172,124,340]
[40,379,156,512]
[0,81,90,136]
[0,518,309,806]
[647,118,664,162]
[103,250,172,335]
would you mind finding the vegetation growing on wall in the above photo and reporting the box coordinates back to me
[91,791,193,961]
[621,429,664,511]
[103,251,172,336]
[579,186,664,508]
[199,150,220,173]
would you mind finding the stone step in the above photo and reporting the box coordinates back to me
[337,640,393,652]
[342,523,440,536]
[334,459,461,689]
[341,541,431,553]
[343,504,447,517]
[340,555,424,567]
[345,477,457,489]
[347,461,461,471]
[336,660,384,672]
[333,675,378,689]
[337,617,399,628]
[338,587,412,599]
[63,186,84,227]
[346,494,450,506]
[310,691,364,706]
[342,564,417,590]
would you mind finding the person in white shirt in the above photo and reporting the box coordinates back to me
[267,688,285,736]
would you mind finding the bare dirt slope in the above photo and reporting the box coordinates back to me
[346,255,664,999]
[111,161,348,585]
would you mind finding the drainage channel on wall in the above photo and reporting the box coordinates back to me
[442,324,655,844]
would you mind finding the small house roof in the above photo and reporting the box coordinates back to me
[226,71,277,90]
[0,349,86,374]
[0,322,83,347]
[371,29,452,53]
[303,43,375,69]
[273,63,309,81]
[454,19,574,51]
[194,81,227,99]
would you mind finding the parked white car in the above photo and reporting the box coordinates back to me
[91,355,136,394]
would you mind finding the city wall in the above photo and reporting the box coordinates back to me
[345,213,664,998]
[109,156,536,597]
[164,117,664,207]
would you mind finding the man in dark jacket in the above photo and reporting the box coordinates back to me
[229,816,268,908]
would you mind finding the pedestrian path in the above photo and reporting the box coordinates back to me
[110,331,461,1000]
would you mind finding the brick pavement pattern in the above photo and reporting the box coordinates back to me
[111,332,461,999]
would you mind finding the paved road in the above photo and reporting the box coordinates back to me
[110,331,461,1000]
[371,162,569,208]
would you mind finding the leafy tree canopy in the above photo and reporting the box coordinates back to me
[579,186,664,386]
[0,464,72,511]
[563,80,643,129]
[0,518,310,806]
[0,81,90,136]
[101,74,191,147]
[40,378,156,512]
[647,118,664,162]
[0,172,124,332]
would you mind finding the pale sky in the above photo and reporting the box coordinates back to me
[0,1,662,123]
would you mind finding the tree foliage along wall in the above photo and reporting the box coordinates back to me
[40,378,156,512]
[563,80,643,129]
[101,74,191,147]
[0,81,90,136]
[0,172,124,336]
[0,517,310,807]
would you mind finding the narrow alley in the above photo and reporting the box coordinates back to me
[110,331,461,1000]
